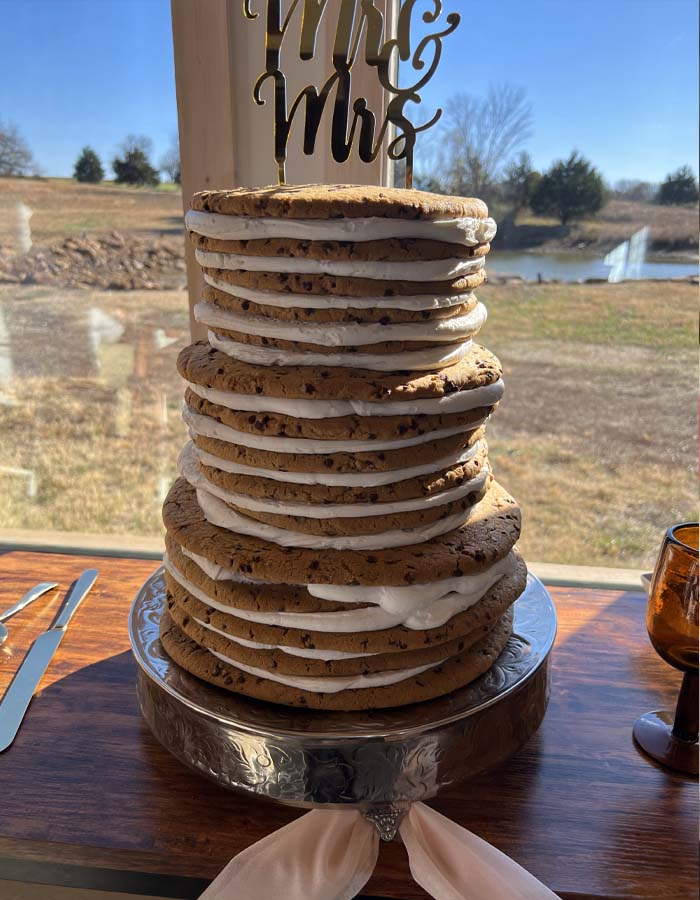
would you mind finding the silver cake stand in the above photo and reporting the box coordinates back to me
[130,568,556,830]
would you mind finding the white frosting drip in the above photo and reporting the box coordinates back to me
[179,546,267,584]
[208,647,442,692]
[179,441,489,519]
[187,209,497,246]
[185,379,505,418]
[308,554,516,628]
[193,481,473,550]
[193,617,377,660]
[195,248,486,282]
[195,300,487,346]
[164,552,516,631]
[204,275,474,311]
[193,440,481,487]
[208,330,473,371]
[184,405,485,453]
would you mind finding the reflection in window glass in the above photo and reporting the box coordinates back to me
[0,1,186,543]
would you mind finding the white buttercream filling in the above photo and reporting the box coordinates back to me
[193,440,481,487]
[184,405,486,454]
[195,248,486,282]
[204,275,474,311]
[208,647,443,692]
[193,617,377,660]
[185,379,505,418]
[193,481,473,550]
[179,442,488,519]
[164,552,516,631]
[194,300,487,346]
[180,545,267,584]
[179,543,516,619]
[208,330,473,371]
[187,209,497,246]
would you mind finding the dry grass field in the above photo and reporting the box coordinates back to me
[504,199,698,256]
[0,177,183,245]
[0,278,695,568]
[479,280,697,565]
[0,286,189,535]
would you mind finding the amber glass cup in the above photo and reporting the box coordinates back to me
[633,523,699,775]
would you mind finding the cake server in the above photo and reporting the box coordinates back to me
[0,569,98,752]
[0,582,58,646]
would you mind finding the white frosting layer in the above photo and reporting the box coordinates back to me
[185,379,505,418]
[195,301,487,346]
[195,248,485,282]
[208,330,473,371]
[184,405,485,453]
[180,545,267,584]
[187,209,497,246]
[179,441,489,519]
[193,617,377,660]
[164,552,516,631]
[193,440,481,487]
[208,647,442,692]
[193,481,473,550]
[204,275,474,311]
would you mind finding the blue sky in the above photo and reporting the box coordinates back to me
[0,0,697,184]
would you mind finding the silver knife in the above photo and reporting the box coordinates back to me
[0,569,98,753]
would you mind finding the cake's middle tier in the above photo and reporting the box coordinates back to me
[187,226,493,372]
[177,341,506,550]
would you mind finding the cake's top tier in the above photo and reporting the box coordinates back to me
[190,183,489,220]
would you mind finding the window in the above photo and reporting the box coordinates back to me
[0,0,697,573]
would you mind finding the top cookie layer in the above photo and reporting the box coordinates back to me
[190,184,489,220]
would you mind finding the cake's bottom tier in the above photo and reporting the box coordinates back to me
[159,607,514,711]
[158,552,526,710]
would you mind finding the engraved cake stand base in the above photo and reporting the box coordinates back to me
[129,569,556,811]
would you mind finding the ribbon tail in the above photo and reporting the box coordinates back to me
[399,802,561,900]
[199,808,379,900]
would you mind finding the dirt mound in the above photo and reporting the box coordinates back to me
[0,231,187,290]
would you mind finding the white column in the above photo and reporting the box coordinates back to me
[171,0,398,337]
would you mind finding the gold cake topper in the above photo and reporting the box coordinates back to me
[243,1,460,187]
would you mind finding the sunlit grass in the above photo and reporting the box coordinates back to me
[480,281,697,351]
[0,176,183,244]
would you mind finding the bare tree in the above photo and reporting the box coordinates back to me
[0,120,36,177]
[440,84,532,203]
[613,179,657,204]
[159,132,181,184]
[119,134,154,157]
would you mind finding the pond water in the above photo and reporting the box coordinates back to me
[488,251,698,282]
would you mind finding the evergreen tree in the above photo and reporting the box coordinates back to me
[502,152,540,214]
[74,146,104,183]
[531,152,606,225]
[112,135,159,186]
[656,167,699,205]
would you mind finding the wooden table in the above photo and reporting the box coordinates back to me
[0,550,696,900]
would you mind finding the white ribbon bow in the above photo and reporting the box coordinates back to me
[199,802,560,900]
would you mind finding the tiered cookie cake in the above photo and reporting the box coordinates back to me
[161,184,526,711]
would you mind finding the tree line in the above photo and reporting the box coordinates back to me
[0,119,180,186]
[414,84,699,224]
[1,109,697,213]
[74,135,180,185]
